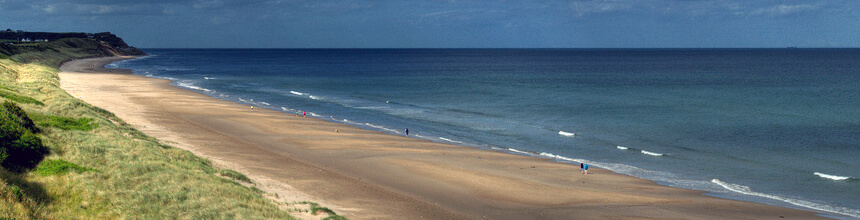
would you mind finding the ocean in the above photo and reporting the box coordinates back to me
[110,49,860,219]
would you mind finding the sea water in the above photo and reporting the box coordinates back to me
[111,49,860,219]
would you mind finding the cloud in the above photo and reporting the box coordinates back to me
[35,2,170,15]
[745,4,818,16]
[420,9,506,22]
[568,0,636,16]
[560,0,845,19]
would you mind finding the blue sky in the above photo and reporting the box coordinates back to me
[1,0,858,48]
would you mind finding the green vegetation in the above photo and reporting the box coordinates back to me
[0,37,297,219]
[323,215,349,220]
[30,114,96,131]
[33,159,93,176]
[0,88,44,105]
[295,201,344,219]
[1,101,48,172]
[1,38,125,67]
[219,169,253,183]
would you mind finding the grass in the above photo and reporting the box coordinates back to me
[0,89,43,105]
[219,169,253,183]
[33,159,93,176]
[295,201,344,219]
[29,113,96,131]
[0,40,298,219]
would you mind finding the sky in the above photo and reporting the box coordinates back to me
[1,0,858,48]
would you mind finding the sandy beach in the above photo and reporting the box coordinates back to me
[58,56,828,219]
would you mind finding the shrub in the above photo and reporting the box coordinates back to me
[10,185,23,201]
[1,101,38,133]
[0,147,6,164]
[0,101,48,172]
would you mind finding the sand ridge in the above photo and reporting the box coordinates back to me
[59,56,828,219]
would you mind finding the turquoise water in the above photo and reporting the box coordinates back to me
[112,49,860,219]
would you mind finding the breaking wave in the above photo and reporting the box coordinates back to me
[439,137,464,144]
[712,179,860,218]
[558,131,576,137]
[641,150,664,157]
[290,91,306,96]
[814,172,854,181]
[176,81,213,92]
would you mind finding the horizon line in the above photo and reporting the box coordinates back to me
[136,47,860,50]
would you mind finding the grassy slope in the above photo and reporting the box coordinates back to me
[0,39,295,219]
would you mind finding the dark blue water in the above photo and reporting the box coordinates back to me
[111,49,860,219]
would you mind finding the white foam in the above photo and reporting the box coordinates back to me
[260,102,271,106]
[508,148,533,155]
[176,82,213,92]
[558,130,576,137]
[362,123,400,133]
[204,77,213,80]
[538,152,581,163]
[290,91,306,96]
[641,150,664,156]
[439,137,464,144]
[617,146,629,150]
[309,112,321,117]
[309,95,323,100]
[814,172,853,181]
[712,179,860,218]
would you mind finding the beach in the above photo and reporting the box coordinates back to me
[59,56,828,219]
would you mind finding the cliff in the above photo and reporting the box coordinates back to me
[0,32,145,66]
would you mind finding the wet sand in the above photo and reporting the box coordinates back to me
[59,56,828,219]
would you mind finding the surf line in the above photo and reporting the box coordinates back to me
[558,131,576,137]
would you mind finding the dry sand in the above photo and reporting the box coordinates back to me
[58,56,829,219]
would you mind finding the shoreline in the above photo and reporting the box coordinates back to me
[59,56,830,219]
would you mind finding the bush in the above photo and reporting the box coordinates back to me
[9,185,23,201]
[1,101,38,133]
[0,101,48,172]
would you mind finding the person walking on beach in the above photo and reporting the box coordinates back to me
[250,106,254,111]
[580,163,584,174]
[303,111,306,117]
[405,128,409,136]
[583,163,589,175]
